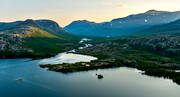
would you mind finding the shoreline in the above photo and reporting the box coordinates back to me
[39,56,180,85]
[38,38,180,85]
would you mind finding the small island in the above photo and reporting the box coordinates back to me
[96,74,103,79]
[39,58,119,73]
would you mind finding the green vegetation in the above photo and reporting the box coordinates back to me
[40,59,125,73]
[0,19,81,59]
[134,19,180,36]
[25,27,59,38]
[24,37,79,58]
[0,37,80,59]
[40,36,180,85]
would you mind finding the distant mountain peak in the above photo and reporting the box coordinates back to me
[21,19,39,27]
[77,20,89,22]
[72,20,96,24]
[145,9,169,14]
[24,19,35,23]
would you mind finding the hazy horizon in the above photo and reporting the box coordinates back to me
[1,0,180,27]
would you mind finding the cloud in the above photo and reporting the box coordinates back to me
[100,0,126,8]
[117,3,124,7]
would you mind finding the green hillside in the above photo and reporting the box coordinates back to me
[0,19,80,59]
[134,19,180,36]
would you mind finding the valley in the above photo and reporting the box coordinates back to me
[2,0,180,96]
[1,10,180,86]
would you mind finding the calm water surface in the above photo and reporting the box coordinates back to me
[0,58,180,97]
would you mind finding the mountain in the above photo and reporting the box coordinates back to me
[145,9,169,14]
[35,20,75,38]
[0,19,73,38]
[0,19,79,58]
[133,19,180,36]
[64,10,180,37]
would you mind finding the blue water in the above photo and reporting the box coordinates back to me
[0,58,180,97]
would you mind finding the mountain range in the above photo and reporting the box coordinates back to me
[0,19,73,38]
[64,10,180,37]
[0,19,79,58]
[1,9,180,58]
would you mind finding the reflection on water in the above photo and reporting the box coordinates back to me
[39,38,97,65]
[39,52,97,64]
[0,59,179,97]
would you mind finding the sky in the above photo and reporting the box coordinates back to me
[0,0,180,27]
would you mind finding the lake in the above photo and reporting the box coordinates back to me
[0,58,180,97]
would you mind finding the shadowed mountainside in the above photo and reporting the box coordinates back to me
[64,10,180,37]
[134,19,180,36]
